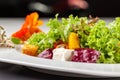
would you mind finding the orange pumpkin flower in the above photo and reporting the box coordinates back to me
[11,12,43,41]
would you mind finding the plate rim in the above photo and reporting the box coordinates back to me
[0,49,120,77]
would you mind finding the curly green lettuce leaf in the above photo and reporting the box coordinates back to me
[27,32,56,53]
[86,20,120,63]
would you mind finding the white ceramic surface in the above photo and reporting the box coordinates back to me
[0,18,120,77]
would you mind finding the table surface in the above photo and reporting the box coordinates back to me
[0,18,120,80]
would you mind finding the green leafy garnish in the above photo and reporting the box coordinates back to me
[11,37,21,44]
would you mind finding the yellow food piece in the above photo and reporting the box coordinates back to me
[22,44,38,56]
[68,32,80,49]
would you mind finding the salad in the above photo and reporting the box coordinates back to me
[1,12,120,64]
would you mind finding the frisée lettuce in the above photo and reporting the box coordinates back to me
[27,14,120,63]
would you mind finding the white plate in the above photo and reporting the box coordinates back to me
[0,18,120,78]
[0,48,120,77]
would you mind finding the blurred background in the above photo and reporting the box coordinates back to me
[0,0,120,18]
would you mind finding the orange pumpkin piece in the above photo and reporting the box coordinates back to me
[22,44,39,56]
[68,32,80,49]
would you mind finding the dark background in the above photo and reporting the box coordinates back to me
[0,0,120,17]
